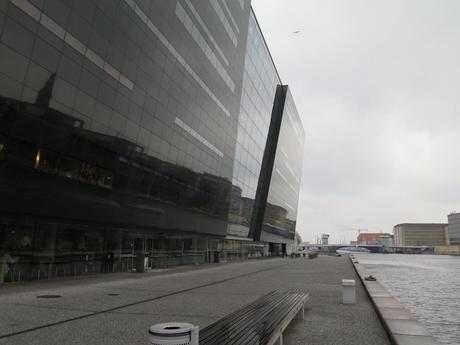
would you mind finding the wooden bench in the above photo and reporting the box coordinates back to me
[199,290,310,345]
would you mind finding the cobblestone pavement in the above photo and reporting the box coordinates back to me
[0,256,390,345]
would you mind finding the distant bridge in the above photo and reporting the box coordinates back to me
[390,245,433,254]
[300,244,434,254]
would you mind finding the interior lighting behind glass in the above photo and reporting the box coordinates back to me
[34,149,41,169]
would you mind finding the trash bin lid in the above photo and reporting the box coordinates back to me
[342,279,355,286]
[149,322,195,335]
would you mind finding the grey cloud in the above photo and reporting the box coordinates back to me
[252,0,460,243]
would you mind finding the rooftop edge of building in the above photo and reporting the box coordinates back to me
[393,223,447,228]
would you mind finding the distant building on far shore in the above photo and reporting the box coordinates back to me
[357,232,392,246]
[393,223,448,246]
[378,234,392,250]
[447,213,460,245]
[357,233,380,245]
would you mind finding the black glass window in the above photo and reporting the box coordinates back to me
[0,0,303,281]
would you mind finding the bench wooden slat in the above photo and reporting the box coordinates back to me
[201,291,303,337]
[260,295,306,345]
[230,295,306,345]
[200,290,309,345]
[200,292,294,343]
[231,294,307,345]
[201,292,308,345]
[201,291,282,333]
[257,294,307,345]
[200,292,292,342]
[208,293,299,345]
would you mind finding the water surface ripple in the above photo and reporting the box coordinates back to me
[355,254,460,345]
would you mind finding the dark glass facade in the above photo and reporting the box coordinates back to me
[227,11,280,240]
[260,88,305,245]
[0,0,304,282]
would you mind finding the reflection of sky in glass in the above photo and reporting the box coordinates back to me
[231,11,280,200]
[227,11,305,241]
[264,87,305,237]
[227,10,281,238]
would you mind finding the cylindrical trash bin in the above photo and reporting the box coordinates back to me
[149,322,199,345]
[342,279,356,304]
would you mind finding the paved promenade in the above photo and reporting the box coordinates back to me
[0,256,390,345]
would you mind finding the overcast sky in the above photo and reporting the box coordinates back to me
[252,0,460,244]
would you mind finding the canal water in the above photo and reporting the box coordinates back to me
[355,254,460,345]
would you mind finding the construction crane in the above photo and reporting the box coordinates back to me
[346,229,369,235]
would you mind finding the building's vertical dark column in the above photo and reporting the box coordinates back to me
[134,237,145,273]
[249,85,288,241]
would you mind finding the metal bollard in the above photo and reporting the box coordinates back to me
[342,279,356,304]
[149,323,199,345]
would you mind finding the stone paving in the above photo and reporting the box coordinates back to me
[0,256,391,345]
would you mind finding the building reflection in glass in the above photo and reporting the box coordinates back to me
[261,88,305,245]
[0,75,234,281]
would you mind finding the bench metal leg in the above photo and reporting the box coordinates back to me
[275,334,283,345]
[295,304,305,321]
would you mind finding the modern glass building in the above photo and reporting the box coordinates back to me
[0,0,305,282]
